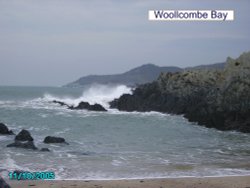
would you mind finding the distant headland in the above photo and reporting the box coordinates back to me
[65,62,225,87]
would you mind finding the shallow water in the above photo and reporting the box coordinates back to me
[0,86,250,180]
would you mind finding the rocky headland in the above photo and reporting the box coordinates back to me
[110,52,250,133]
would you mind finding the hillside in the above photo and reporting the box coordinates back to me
[65,64,181,87]
[65,62,225,87]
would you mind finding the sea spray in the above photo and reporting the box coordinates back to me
[43,84,132,109]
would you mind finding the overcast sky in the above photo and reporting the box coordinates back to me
[0,0,249,86]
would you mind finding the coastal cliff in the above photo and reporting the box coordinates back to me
[110,52,250,133]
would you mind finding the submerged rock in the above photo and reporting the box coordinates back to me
[0,123,14,135]
[7,140,38,150]
[110,51,250,133]
[15,129,34,141]
[44,136,68,144]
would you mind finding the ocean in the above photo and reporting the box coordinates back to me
[0,85,250,180]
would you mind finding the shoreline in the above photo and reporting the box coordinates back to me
[7,175,250,188]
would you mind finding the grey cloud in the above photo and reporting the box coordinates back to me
[0,0,249,86]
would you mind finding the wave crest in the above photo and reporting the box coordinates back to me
[44,84,132,109]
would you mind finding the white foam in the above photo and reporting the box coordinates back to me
[0,154,30,172]
[108,109,169,117]
[43,84,132,109]
[0,136,9,141]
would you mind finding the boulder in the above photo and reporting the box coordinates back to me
[15,129,33,141]
[70,101,107,111]
[0,123,14,135]
[0,177,11,188]
[7,129,37,150]
[7,140,38,150]
[44,136,68,144]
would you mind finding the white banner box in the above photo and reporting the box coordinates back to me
[148,10,234,21]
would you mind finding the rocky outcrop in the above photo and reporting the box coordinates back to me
[70,102,107,111]
[7,129,37,150]
[110,52,250,133]
[52,100,70,107]
[52,100,107,111]
[15,129,34,141]
[44,136,68,144]
[0,123,14,135]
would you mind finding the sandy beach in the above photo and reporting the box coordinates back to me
[7,176,250,188]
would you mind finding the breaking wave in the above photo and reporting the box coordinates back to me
[43,84,132,109]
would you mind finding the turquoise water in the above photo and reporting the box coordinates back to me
[0,86,250,180]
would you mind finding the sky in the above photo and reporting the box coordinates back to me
[0,0,249,86]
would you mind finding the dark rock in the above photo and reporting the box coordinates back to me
[40,148,50,152]
[7,140,38,150]
[52,100,107,111]
[0,123,14,135]
[74,101,90,109]
[15,129,33,141]
[88,104,107,111]
[44,136,68,144]
[70,101,107,111]
[0,177,11,188]
[52,100,70,107]
[6,129,37,150]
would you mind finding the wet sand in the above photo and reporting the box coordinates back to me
[7,176,250,188]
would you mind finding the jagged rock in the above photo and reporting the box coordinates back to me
[0,177,11,188]
[72,101,90,109]
[7,140,38,150]
[52,99,107,111]
[52,100,70,107]
[40,148,50,152]
[15,129,33,141]
[110,51,250,133]
[0,123,14,135]
[88,104,107,111]
[44,136,68,144]
[70,101,107,111]
[7,129,37,150]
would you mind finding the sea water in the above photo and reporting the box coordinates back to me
[0,85,250,180]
